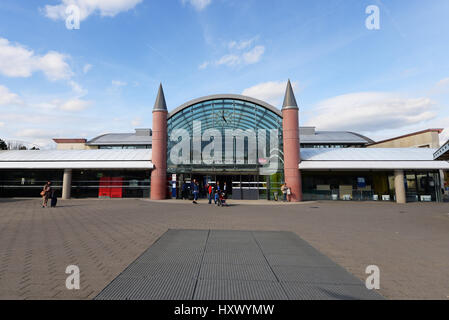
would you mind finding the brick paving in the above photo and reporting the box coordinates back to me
[0,198,448,300]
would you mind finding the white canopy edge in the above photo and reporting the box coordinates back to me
[299,161,449,170]
[0,161,154,170]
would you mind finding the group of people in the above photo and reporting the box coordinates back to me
[40,181,57,208]
[186,179,228,206]
[206,181,228,207]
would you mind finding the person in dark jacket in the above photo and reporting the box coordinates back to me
[192,179,199,204]
[50,189,58,208]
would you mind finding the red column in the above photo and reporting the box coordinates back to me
[150,110,168,200]
[282,108,302,202]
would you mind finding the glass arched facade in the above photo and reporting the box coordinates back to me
[167,97,284,200]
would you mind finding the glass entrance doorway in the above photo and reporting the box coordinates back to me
[176,173,277,200]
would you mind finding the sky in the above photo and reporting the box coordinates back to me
[0,0,449,148]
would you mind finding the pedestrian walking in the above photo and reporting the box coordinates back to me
[214,189,220,206]
[207,183,213,204]
[41,181,52,208]
[287,186,292,202]
[223,182,227,198]
[281,183,287,202]
[192,179,199,204]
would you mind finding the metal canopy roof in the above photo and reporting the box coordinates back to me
[87,133,152,146]
[0,150,153,169]
[301,148,436,161]
[0,148,446,171]
[300,148,449,170]
[87,130,370,146]
[300,131,371,144]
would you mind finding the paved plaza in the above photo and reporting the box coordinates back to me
[0,198,448,299]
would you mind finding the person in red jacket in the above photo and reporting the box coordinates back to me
[207,183,213,204]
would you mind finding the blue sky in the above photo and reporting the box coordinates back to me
[0,0,449,148]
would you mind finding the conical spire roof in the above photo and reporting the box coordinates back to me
[282,79,298,110]
[153,83,167,112]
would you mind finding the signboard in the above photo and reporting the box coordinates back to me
[357,177,366,188]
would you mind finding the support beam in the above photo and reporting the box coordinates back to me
[62,169,72,200]
[394,169,406,204]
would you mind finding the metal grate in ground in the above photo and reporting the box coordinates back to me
[95,230,383,300]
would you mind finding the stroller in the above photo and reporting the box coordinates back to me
[218,192,227,207]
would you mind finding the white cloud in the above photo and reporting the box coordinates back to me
[112,80,127,87]
[202,38,265,69]
[0,122,4,127]
[216,45,265,67]
[436,78,449,87]
[242,81,298,106]
[228,38,257,50]
[182,0,211,11]
[1,95,98,148]
[306,92,437,133]
[69,80,87,96]
[16,128,55,139]
[0,85,22,106]
[31,101,59,110]
[242,45,265,64]
[0,38,72,81]
[131,117,142,127]
[44,0,143,21]
[83,64,92,74]
[216,54,240,67]
[198,61,209,70]
[38,51,73,81]
[428,77,449,96]
[59,99,92,111]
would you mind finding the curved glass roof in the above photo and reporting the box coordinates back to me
[169,94,282,120]
[168,96,283,134]
[167,97,283,173]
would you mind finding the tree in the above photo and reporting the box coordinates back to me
[0,139,7,150]
[6,141,27,150]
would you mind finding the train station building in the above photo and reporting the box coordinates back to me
[1,81,448,203]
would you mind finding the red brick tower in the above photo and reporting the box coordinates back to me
[282,80,302,202]
[150,84,168,200]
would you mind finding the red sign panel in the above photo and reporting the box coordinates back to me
[98,177,123,198]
